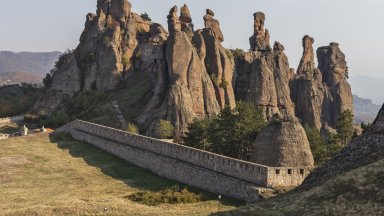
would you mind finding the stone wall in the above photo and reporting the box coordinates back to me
[0,133,10,140]
[0,115,24,125]
[53,120,311,201]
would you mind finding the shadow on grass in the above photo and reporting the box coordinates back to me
[49,134,243,207]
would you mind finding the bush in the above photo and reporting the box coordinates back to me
[154,120,174,139]
[140,12,152,22]
[304,125,329,166]
[126,123,139,134]
[128,187,202,206]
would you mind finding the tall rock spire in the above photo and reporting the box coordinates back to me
[249,12,271,51]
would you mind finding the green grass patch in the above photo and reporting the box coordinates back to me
[128,187,203,206]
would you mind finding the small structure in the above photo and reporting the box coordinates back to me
[41,126,47,133]
[20,125,29,136]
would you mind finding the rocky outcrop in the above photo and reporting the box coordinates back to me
[137,6,235,139]
[251,117,315,167]
[291,36,354,129]
[235,12,295,119]
[236,13,314,168]
[298,104,384,191]
[317,43,354,126]
[290,35,326,129]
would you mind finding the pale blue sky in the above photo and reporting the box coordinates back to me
[1,0,383,102]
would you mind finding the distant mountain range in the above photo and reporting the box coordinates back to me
[0,51,61,86]
[350,75,384,105]
[353,94,381,124]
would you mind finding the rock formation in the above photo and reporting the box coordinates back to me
[136,6,236,138]
[32,1,238,139]
[290,35,326,129]
[317,43,354,126]
[236,13,314,168]
[235,12,294,119]
[291,36,354,129]
[251,117,315,167]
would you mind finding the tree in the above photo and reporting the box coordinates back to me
[183,118,212,150]
[182,101,266,160]
[154,120,174,139]
[336,110,354,146]
[140,12,152,22]
[304,125,329,166]
[43,73,52,89]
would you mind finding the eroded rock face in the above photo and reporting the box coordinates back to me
[203,9,224,43]
[291,36,354,129]
[250,12,270,51]
[317,43,354,126]
[235,13,294,119]
[291,35,326,129]
[137,5,236,139]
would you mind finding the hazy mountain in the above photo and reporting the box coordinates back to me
[0,51,61,85]
[0,71,42,86]
[350,75,384,105]
[353,95,381,124]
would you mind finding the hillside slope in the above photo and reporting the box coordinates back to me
[0,51,61,81]
[216,104,384,216]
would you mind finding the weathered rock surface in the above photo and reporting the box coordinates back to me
[317,42,354,126]
[291,36,354,129]
[137,6,235,139]
[298,104,384,191]
[251,117,315,167]
[235,13,295,119]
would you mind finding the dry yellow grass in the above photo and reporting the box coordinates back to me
[0,133,239,216]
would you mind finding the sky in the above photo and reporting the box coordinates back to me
[0,0,383,103]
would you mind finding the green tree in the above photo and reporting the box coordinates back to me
[154,120,174,139]
[336,110,354,146]
[140,12,152,22]
[43,73,52,89]
[304,125,329,166]
[183,118,212,150]
[182,101,266,160]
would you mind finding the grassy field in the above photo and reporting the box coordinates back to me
[0,133,240,216]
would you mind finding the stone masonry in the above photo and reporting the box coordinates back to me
[53,120,311,202]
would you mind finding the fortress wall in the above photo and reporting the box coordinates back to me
[69,128,263,202]
[0,134,10,140]
[0,115,24,125]
[71,120,270,185]
[53,120,310,201]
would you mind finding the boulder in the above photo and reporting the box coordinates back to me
[251,118,315,167]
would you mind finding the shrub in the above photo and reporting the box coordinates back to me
[154,120,174,139]
[128,187,202,206]
[140,12,152,22]
[126,123,139,134]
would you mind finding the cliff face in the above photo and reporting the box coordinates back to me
[291,36,354,129]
